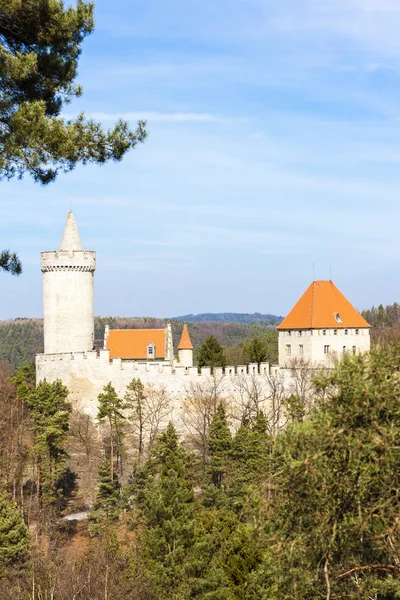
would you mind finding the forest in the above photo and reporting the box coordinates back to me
[1,342,400,599]
[0,317,279,369]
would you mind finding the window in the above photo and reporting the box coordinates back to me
[147,343,156,359]
[288,331,291,337]
[285,344,291,356]
[298,330,302,337]
[324,345,330,354]
[323,329,327,336]
[345,329,348,335]
[352,346,357,355]
[355,329,359,335]
[299,344,304,356]
[334,312,342,323]
[343,346,346,353]
[334,329,338,336]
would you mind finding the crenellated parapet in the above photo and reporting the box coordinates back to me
[41,250,96,272]
[36,350,271,378]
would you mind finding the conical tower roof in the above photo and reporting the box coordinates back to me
[277,280,371,330]
[59,212,83,251]
[178,324,193,350]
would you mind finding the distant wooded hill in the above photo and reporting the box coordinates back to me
[172,312,283,324]
[0,316,278,369]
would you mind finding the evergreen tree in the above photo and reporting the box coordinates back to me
[0,493,28,570]
[197,336,226,369]
[207,404,232,489]
[0,0,146,275]
[244,336,267,364]
[24,379,71,505]
[124,377,147,462]
[0,0,147,185]
[249,346,400,599]
[97,382,126,480]
[89,460,121,532]
[133,423,197,598]
[0,250,21,275]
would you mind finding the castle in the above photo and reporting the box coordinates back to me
[36,213,371,423]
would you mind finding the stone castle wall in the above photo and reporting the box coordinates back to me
[36,351,291,431]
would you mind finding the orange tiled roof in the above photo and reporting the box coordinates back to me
[107,329,166,359]
[277,280,371,330]
[178,324,193,350]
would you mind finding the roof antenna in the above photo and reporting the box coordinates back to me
[329,263,332,281]
[313,262,315,281]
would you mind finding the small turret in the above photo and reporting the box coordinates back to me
[178,324,193,367]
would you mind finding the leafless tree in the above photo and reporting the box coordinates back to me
[125,378,170,464]
[232,373,267,425]
[263,370,288,435]
[0,361,32,505]
[69,409,98,462]
[144,384,170,454]
[284,357,324,422]
[181,376,223,469]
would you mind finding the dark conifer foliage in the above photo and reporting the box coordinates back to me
[197,335,227,369]
[89,460,121,530]
[0,250,21,275]
[0,493,28,568]
[0,0,147,185]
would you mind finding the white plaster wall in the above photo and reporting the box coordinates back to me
[279,328,370,366]
[178,348,193,367]
[36,354,276,432]
[42,251,95,354]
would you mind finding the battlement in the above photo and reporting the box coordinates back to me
[41,250,96,272]
[36,351,271,378]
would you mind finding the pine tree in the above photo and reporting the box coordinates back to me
[207,404,232,489]
[133,423,196,597]
[0,493,28,569]
[24,379,71,505]
[0,0,147,185]
[244,336,267,364]
[197,336,226,369]
[124,378,147,462]
[0,0,147,276]
[89,460,121,531]
[0,250,21,276]
[249,346,400,599]
[97,382,126,480]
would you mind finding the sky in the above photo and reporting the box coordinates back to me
[2,0,400,319]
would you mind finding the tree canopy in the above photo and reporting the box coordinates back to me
[0,0,147,275]
[0,0,146,185]
[197,335,226,369]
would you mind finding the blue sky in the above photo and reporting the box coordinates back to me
[2,0,400,319]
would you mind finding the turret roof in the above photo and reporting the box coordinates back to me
[277,280,371,330]
[178,324,193,350]
[59,212,83,251]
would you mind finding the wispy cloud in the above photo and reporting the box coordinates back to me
[85,111,220,123]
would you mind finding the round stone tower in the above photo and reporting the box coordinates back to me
[41,212,96,354]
